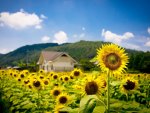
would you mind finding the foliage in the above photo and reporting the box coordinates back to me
[0,40,149,73]
[0,69,149,113]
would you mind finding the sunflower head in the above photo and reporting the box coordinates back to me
[56,93,71,105]
[54,104,66,113]
[39,69,45,74]
[96,44,129,74]
[53,74,59,80]
[81,76,101,96]
[120,77,138,94]
[51,87,62,97]
[43,79,49,86]
[85,81,99,95]
[63,75,70,82]
[71,68,82,78]
[32,78,43,91]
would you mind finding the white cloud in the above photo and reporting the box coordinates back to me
[35,25,42,29]
[148,27,150,34]
[73,34,78,38]
[0,48,12,54]
[122,43,141,50]
[101,29,134,44]
[0,23,4,27]
[53,31,68,44]
[79,33,85,38]
[40,14,47,19]
[0,9,43,29]
[41,36,50,43]
[145,40,150,47]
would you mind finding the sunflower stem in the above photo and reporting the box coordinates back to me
[126,94,129,102]
[37,90,40,111]
[107,71,110,113]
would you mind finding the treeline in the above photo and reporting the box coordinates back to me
[0,40,149,73]
[128,51,150,73]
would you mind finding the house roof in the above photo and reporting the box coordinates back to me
[38,51,78,64]
[41,51,65,61]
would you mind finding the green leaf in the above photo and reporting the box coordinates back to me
[79,95,98,113]
[93,106,106,113]
[19,100,31,106]
[110,81,121,86]
[13,99,21,105]
[21,103,35,109]
[60,107,79,113]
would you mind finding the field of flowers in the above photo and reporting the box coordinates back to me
[0,44,150,113]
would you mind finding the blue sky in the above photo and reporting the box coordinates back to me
[0,0,150,54]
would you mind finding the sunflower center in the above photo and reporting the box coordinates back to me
[64,77,69,81]
[59,96,67,104]
[59,111,68,113]
[24,80,29,84]
[54,83,59,86]
[28,85,32,89]
[105,53,121,70]
[40,76,44,79]
[53,75,58,79]
[123,80,135,90]
[74,71,79,76]
[85,81,99,95]
[44,80,48,85]
[53,90,60,96]
[33,81,41,87]
[21,74,25,78]
[70,76,73,79]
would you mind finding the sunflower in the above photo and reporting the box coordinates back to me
[63,75,70,82]
[22,70,29,75]
[97,75,107,89]
[51,87,62,97]
[39,69,45,74]
[19,72,26,79]
[31,78,43,91]
[71,68,82,78]
[13,72,18,78]
[42,78,49,86]
[96,44,128,75]
[52,74,59,80]
[81,76,101,96]
[54,104,67,113]
[56,93,71,105]
[24,79,30,85]
[39,75,45,79]
[120,77,138,94]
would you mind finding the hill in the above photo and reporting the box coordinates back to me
[0,43,58,67]
[0,40,149,73]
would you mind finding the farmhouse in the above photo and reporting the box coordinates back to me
[37,51,78,72]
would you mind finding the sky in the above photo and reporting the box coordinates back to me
[0,0,150,54]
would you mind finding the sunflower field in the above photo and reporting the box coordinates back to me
[0,44,150,113]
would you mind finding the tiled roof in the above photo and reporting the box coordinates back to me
[41,51,65,61]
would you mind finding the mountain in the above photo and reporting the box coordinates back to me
[0,53,3,55]
[0,43,58,67]
[0,40,149,73]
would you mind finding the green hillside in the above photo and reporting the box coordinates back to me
[45,40,106,61]
[0,43,58,67]
[0,40,149,73]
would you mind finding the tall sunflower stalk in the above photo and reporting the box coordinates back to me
[107,71,110,112]
[96,44,129,113]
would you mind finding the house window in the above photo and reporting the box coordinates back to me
[51,65,53,70]
[47,65,49,71]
